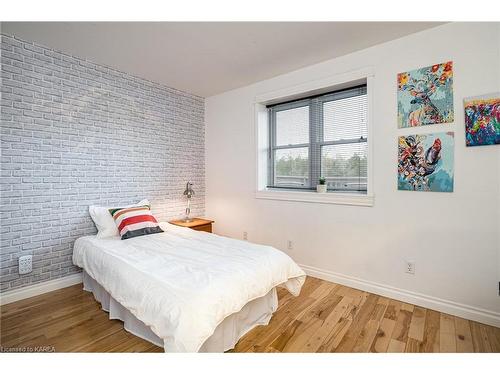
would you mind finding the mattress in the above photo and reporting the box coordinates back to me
[73,222,305,352]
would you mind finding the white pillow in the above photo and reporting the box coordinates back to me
[89,199,149,238]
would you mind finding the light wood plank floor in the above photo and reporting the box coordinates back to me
[1,277,499,353]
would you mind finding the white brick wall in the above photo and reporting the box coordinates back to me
[0,34,205,292]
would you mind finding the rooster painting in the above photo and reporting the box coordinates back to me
[398,132,454,192]
[398,61,454,128]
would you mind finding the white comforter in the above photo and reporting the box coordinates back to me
[72,222,305,352]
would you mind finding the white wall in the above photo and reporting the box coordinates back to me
[205,23,500,324]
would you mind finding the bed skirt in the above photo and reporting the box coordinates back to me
[82,271,278,352]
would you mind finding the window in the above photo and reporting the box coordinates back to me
[267,85,368,193]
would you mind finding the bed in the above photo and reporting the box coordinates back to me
[72,222,306,352]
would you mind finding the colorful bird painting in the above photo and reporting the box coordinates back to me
[398,132,454,192]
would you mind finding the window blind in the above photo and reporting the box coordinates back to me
[267,84,367,193]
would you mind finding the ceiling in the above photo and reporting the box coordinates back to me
[1,22,443,97]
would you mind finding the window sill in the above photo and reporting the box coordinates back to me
[255,189,374,207]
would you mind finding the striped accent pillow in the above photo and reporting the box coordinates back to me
[108,205,163,240]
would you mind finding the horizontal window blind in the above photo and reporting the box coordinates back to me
[275,105,309,146]
[323,90,367,142]
[267,84,368,192]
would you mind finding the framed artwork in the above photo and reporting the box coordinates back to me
[397,61,454,128]
[464,93,500,146]
[398,132,454,192]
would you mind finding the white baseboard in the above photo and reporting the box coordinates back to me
[300,264,500,328]
[0,273,83,305]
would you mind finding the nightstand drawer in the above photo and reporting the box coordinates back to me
[193,223,212,233]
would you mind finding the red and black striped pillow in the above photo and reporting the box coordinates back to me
[108,204,163,240]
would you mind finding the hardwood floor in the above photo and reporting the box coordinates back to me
[1,276,499,353]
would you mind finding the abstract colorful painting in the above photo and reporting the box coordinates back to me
[398,132,454,192]
[464,93,500,147]
[397,61,454,128]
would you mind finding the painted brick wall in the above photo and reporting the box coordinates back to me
[0,34,205,292]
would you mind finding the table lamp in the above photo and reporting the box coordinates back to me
[183,182,195,222]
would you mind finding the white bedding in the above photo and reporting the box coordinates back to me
[72,222,305,352]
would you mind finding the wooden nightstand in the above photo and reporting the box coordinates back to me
[168,218,214,233]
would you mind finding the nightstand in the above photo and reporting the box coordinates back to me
[168,218,214,233]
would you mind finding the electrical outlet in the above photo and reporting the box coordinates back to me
[405,261,415,275]
[19,255,32,275]
[243,231,248,241]
[287,240,293,250]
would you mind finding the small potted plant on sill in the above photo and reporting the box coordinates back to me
[317,177,327,193]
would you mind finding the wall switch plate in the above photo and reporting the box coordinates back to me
[243,231,248,241]
[287,240,293,250]
[405,261,415,275]
[19,255,32,275]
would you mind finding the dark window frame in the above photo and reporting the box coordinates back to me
[267,84,367,193]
